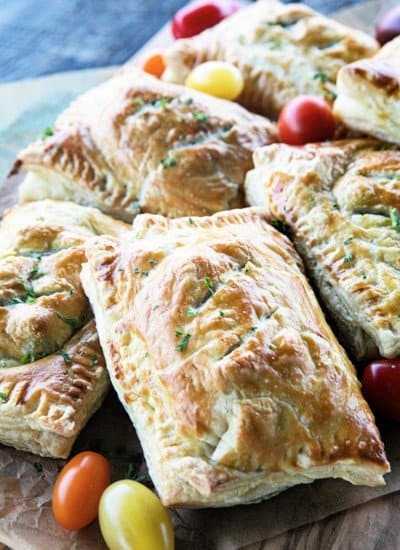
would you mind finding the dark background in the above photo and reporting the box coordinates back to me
[0,0,361,83]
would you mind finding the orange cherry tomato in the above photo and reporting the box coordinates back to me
[140,50,166,79]
[278,95,335,145]
[52,451,111,531]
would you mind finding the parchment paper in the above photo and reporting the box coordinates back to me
[1,2,400,549]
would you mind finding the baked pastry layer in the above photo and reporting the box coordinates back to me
[0,200,128,457]
[81,208,389,508]
[163,0,378,119]
[12,68,276,222]
[334,36,400,144]
[246,140,400,361]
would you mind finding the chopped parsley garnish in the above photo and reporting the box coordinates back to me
[343,237,353,245]
[134,267,149,276]
[33,462,43,473]
[271,219,292,237]
[176,333,191,352]
[135,98,145,107]
[56,311,83,330]
[153,98,171,108]
[152,304,159,311]
[219,310,225,317]
[17,278,37,302]
[176,116,184,122]
[203,277,215,295]
[187,306,197,317]
[21,352,37,364]
[250,326,257,332]
[175,328,184,337]
[313,72,328,83]
[343,253,353,264]
[42,127,53,138]
[29,266,45,280]
[148,259,157,266]
[90,354,99,367]
[183,97,193,105]
[192,112,208,122]
[0,392,8,402]
[57,351,72,365]
[188,217,193,225]
[160,157,177,169]
[63,369,68,375]
[269,343,277,350]
[131,201,141,213]
[390,207,400,232]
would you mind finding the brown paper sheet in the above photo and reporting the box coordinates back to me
[1,2,400,549]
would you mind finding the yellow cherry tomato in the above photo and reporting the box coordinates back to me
[185,61,244,100]
[98,480,174,550]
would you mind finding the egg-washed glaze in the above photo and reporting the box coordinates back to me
[335,36,400,145]
[163,0,378,119]
[246,140,400,361]
[81,208,389,508]
[11,68,276,222]
[0,200,129,458]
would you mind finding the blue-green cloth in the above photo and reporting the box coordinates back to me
[0,0,361,83]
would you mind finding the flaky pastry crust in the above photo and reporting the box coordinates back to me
[12,68,276,221]
[163,0,378,119]
[334,36,400,144]
[246,140,400,361]
[0,200,129,457]
[81,208,389,508]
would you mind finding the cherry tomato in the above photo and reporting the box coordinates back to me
[140,50,166,79]
[278,95,335,145]
[99,480,174,550]
[185,60,244,100]
[362,360,400,422]
[172,0,239,39]
[376,5,400,45]
[52,451,111,531]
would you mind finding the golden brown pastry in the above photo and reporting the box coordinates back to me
[0,200,129,458]
[246,140,400,361]
[11,68,276,222]
[163,0,378,119]
[81,208,389,508]
[334,36,400,144]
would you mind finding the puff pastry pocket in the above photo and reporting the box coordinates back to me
[334,36,400,145]
[246,140,400,361]
[81,208,389,508]
[11,68,276,222]
[0,200,129,457]
[163,0,378,119]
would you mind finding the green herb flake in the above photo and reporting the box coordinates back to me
[176,333,191,352]
[90,354,99,367]
[152,304,159,311]
[131,201,141,213]
[344,237,353,245]
[33,462,43,473]
[271,219,291,236]
[203,277,214,295]
[29,266,45,280]
[183,97,193,105]
[17,278,37,302]
[187,306,197,317]
[343,253,354,264]
[160,157,177,169]
[313,72,328,83]
[153,97,171,108]
[219,310,225,317]
[148,259,157,266]
[21,352,36,364]
[63,369,68,375]
[175,328,184,337]
[56,311,83,330]
[250,326,257,332]
[0,392,8,402]
[188,217,193,225]
[390,207,400,232]
[135,98,145,107]
[176,116,184,122]
[42,127,53,138]
[57,351,73,365]
[192,112,208,123]
[269,343,277,350]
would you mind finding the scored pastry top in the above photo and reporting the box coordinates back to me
[82,208,389,507]
[163,0,378,118]
[12,68,276,221]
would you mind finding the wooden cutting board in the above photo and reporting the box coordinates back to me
[1,2,400,549]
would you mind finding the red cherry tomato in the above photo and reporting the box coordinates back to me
[278,95,335,145]
[171,0,239,39]
[52,451,111,530]
[376,5,400,45]
[362,360,400,422]
[140,50,166,79]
